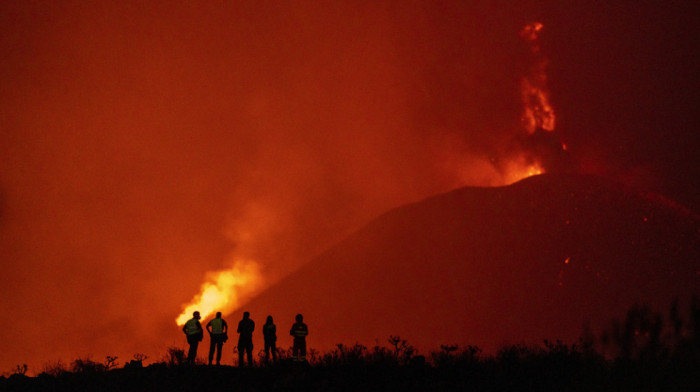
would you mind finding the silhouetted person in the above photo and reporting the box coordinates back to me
[290,314,308,362]
[237,311,255,366]
[182,311,203,365]
[206,311,228,365]
[263,315,277,364]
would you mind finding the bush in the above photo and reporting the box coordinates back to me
[70,357,106,373]
[40,360,67,377]
[164,347,186,366]
[12,364,27,376]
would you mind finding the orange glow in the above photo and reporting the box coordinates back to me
[520,22,556,134]
[176,260,262,326]
[448,21,558,188]
[521,81,556,133]
[519,22,543,42]
[485,21,560,184]
[4,1,694,375]
[501,158,545,185]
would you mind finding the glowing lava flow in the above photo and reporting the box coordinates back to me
[176,260,262,326]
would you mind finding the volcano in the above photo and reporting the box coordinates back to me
[240,173,699,353]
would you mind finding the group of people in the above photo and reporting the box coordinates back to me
[182,311,309,366]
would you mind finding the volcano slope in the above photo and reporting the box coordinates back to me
[241,173,699,353]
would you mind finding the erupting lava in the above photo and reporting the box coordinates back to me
[175,22,566,326]
[176,260,262,326]
[520,22,556,134]
[497,21,564,185]
[502,157,545,185]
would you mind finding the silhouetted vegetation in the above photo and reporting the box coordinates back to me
[2,300,698,391]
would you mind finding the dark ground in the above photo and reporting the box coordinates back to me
[2,342,698,392]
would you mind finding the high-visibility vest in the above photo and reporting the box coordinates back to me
[291,323,308,337]
[184,318,201,335]
[210,318,224,334]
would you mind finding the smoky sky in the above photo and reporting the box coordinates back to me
[1,0,698,372]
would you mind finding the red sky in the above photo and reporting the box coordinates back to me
[1,1,698,373]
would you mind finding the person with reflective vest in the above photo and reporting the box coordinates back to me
[236,311,255,367]
[289,314,308,362]
[206,312,228,365]
[262,315,277,364]
[182,311,203,365]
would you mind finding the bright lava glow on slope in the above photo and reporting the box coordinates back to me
[176,260,262,326]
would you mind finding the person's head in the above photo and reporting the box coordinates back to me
[216,312,222,318]
[243,311,250,319]
[193,311,201,320]
[295,314,303,322]
[266,315,273,324]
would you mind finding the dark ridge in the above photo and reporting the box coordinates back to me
[241,173,699,353]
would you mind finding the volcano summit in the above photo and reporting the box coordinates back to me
[241,173,699,353]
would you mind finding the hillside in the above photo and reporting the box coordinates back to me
[241,173,700,353]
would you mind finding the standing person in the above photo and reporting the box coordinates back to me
[236,311,255,367]
[182,311,203,365]
[262,315,277,364]
[206,312,228,365]
[290,314,308,362]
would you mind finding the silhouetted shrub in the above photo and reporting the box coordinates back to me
[39,360,67,377]
[104,356,119,370]
[164,346,186,366]
[365,345,397,366]
[431,344,482,367]
[387,335,416,365]
[599,297,700,364]
[3,301,699,391]
[321,343,368,366]
[11,364,27,376]
[124,353,148,370]
[70,356,106,373]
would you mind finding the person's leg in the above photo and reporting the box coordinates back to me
[272,341,277,362]
[300,339,306,362]
[188,339,199,365]
[245,343,253,366]
[238,342,245,367]
[215,339,223,365]
[264,342,270,364]
[208,338,216,365]
[292,340,300,361]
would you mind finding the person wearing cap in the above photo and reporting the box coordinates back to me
[182,311,203,365]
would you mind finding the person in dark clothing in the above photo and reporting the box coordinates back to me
[290,313,308,362]
[182,311,203,365]
[262,315,277,364]
[237,311,255,366]
[206,312,228,365]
